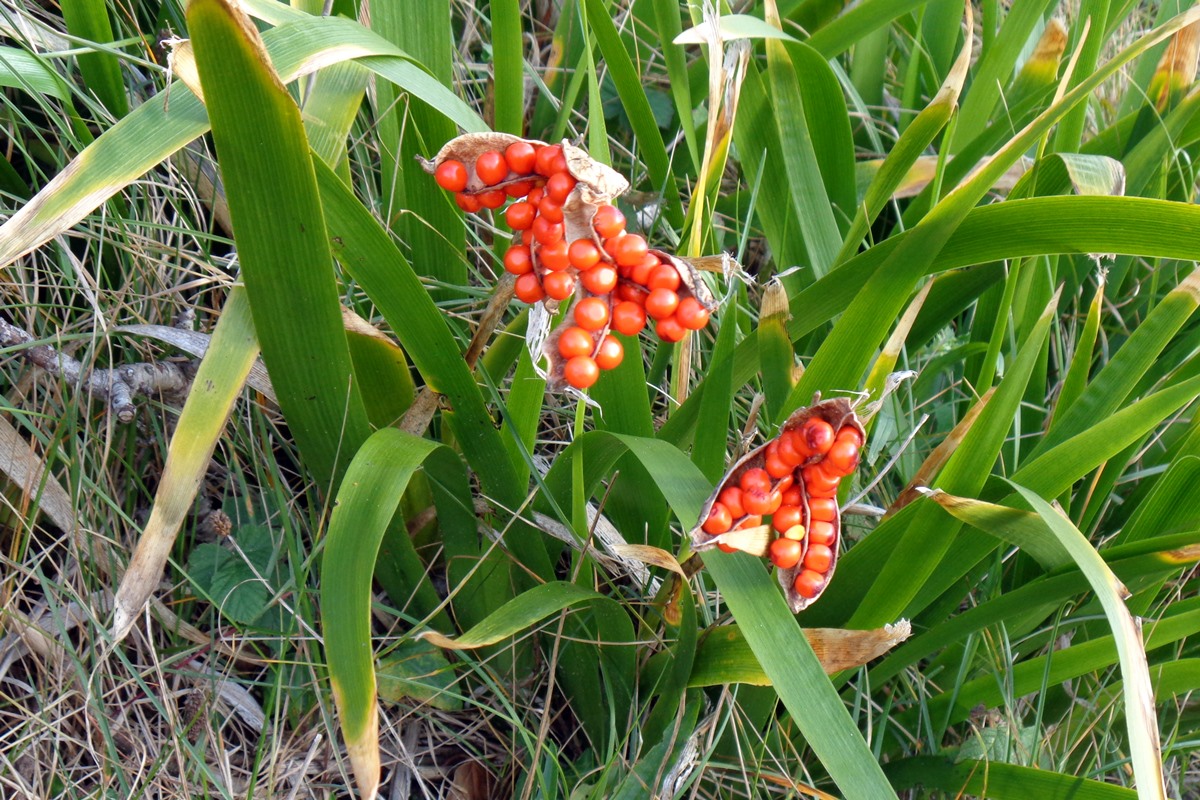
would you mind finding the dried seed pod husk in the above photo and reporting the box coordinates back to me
[690,394,866,613]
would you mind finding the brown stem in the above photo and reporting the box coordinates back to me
[0,317,198,423]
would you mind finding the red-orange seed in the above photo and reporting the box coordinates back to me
[675,297,710,330]
[768,537,802,570]
[808,496,837,522]
[504,141,537,175]
[592,204,626,239]
[656,316,686,342]
[478,189,507,209]
[611,301,647,336]
[435,159,468,192]
[808,520,836,546]
[475,151,508,185]
[539,239,570,272]
[647,264,681,292]
[568,239,602,271]
[504,202,536,230]
[719,486,747,519]
[703,502,733,534]
[793,570,824,599]
[771,504,802,533]
[535,144,567,177]
[558,326,595,358]
[531,216,564,246]
[594,335,623,370]
[543,271,576,300]
[804,544,833,573]
[538,196,564,223]
[573,297,610,331]
[513,272,544,303]
[564,355,600,389]
[455,192,482,213]
[580,264,618,295]
[503,245,533,275]
[545,172,577,204]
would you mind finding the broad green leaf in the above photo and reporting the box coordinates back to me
[186,524,276,626]
[886,756,1137,799]
[933,485,1169,799]
[61,0,127,117]
[321,428,454,799]
[111,287,259,641]
[377,640,462,712]
[189,0,371,494]
[0,47,74,101]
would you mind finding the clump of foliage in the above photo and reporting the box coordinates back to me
[1,0,1200,798]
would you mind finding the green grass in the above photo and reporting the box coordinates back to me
[1,1,1200,798]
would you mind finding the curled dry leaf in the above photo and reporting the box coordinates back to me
[422,133,720,394]
[690,395,865,613]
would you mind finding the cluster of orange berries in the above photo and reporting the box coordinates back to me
[432,140,711,389]
[701,417,862,599]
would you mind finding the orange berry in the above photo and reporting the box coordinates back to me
[804,544,833,573]
[592,204,626,239]
[793,569,824,599]
[505,201,536,230]
[539,239,570,272]
[647,264,681,292]
[614,234,649,267]
[781,485,802,506]
[776,432,805,466]
[656,316,686,343]
[764,443,792,479]
[580,264,618,295]
[742,487,782,516]
[808,496,837,523]
[719,486,747,519]
[768,537,802,570]
[521,229,534,246]
[603,233,625,261]
[611,301,647,336]
[478,189,507,209]
[543,271,576,300]
[435,159,468,192]
[513,272,545,303]
[558,326,594,358]
[802,463,841,497]
[545,172,577,203]
[535,144,567,177]
[739,468,771,494]
[774,473,794,494]
[645,288,680,320]
[505,141,537,174]
[594,335,623,370]
[564,355,600,389]
[735,514,763,530]
[526,186,544,206]
[808,520,836,546]
[475,151,508,185]
[803,418,836,456]
[538,195,564,223]
[675,297,710,330]
[505,180,535,198]
[531,215,564,245]
[837,426,865,449]
[618,283,649,306]
[454,192,482,213]
[825,438,860,476]
[568,239,602,271]
[630,254,659,286]
[573,296,610,331]
[503,245,533,275]
[702,502,733,535]
[771,504,802,534]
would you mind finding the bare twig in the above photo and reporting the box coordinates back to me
[0,317,198,423]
